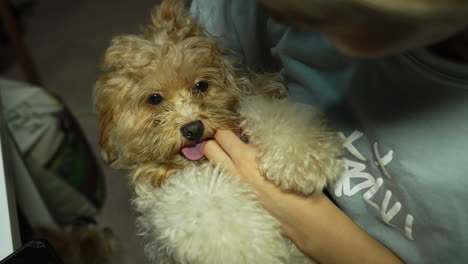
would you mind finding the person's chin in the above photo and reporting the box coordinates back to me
[327,35,414,58]
[333,41,406,58]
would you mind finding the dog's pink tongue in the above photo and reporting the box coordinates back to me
[181,141,206,161]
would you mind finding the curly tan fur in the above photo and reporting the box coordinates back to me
[94,0,342,191]
[94,0,259,186]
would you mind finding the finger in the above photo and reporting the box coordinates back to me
[213,130,251,161]
[204,140,238,175]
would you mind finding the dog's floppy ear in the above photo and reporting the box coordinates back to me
[143,0,203,44]
[96,34,154,168]
[93,75,133,169]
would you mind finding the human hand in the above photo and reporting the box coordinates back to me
[204,130,264,187]
[204,129,288,218]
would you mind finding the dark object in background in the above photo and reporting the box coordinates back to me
[0,0,41,85]
[0,0,37,44]
[0,239,64,264]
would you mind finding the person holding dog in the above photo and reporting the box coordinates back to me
[194,0,468,263]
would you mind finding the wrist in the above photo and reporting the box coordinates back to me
[247,176,324,239]
[246,180,403,264]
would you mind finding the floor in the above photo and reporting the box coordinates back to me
[3,0,162,263]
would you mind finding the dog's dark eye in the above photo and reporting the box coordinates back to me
[194,81,208,92]
[147,94,163,105]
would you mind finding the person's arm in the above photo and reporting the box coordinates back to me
[204,130,403,264]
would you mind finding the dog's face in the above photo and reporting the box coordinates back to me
[94,0,241,184]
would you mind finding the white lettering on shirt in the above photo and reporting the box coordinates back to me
[335,130,414,240]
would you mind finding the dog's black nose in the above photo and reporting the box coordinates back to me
[181,120,204,141]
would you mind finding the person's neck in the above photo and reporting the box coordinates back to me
[429,28,468,63]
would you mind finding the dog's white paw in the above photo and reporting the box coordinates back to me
[239,96,344,195]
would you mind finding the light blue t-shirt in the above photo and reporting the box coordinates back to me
[191,1,468,263]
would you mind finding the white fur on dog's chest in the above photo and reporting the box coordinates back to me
[133,164,315,264]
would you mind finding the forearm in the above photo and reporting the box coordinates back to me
[251,177,404,264]
[205,131,403,263]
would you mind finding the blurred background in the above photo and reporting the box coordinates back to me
[1,0,163,263]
